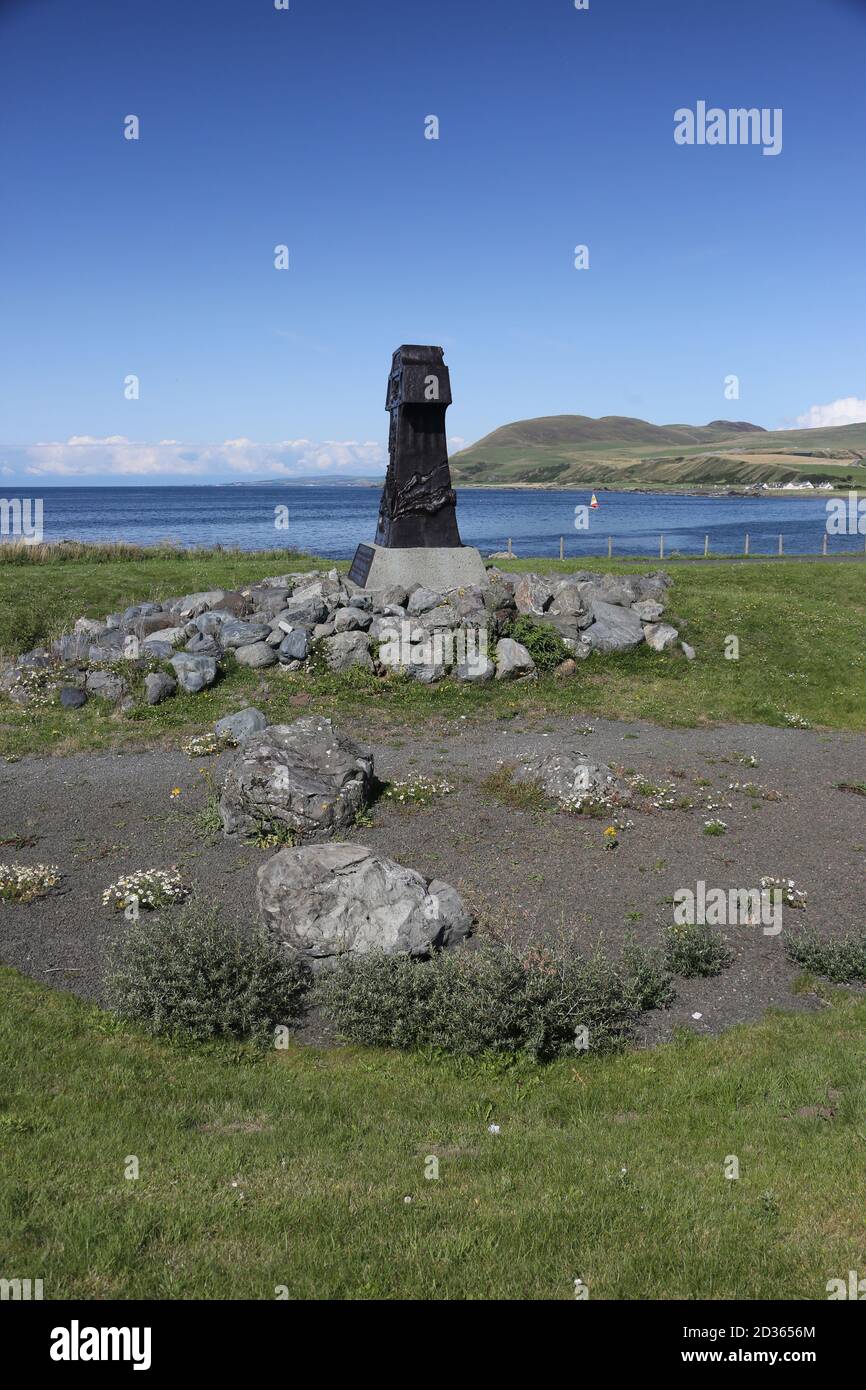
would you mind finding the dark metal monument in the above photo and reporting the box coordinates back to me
[348,345,486,591]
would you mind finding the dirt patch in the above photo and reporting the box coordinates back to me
[1,711,864,1047]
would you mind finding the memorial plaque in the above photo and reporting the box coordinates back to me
[347,542,375,587]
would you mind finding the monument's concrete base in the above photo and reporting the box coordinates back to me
[351,543,488,594]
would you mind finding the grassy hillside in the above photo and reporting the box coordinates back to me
[450,416,866,490]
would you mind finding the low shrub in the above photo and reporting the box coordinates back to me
[502,615,572,672]
[316,938,672,1061]
[105,905,310,1043]
[785,928,866,983]
[664,921,733,978]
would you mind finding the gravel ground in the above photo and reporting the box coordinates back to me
[1,710,864,1045]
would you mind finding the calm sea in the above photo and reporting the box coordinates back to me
[10,485,863,559]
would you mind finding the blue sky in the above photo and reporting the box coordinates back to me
[1,0,865,484]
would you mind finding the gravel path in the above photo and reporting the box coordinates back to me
[1,711,864,1045]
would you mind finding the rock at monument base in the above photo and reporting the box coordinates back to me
[277,628,309,662]
[494,638,536,680]
[680,641,696,661]
[60,686,87,709]
[257,842,472,967]
[582,600,645,653]
[214,707,268,741]
[220,717,374,841]
[321,632,373,672]
[85,670,127,701]
[234,640,278,669]
[170,653,218,694]
[144,672,177,706]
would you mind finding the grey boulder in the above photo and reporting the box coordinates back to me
[582,600,645,653]
[221,620,272,649]
[321,631,373,672]
[494,638,536,680]
[277,628,309,662]
[170,653,218,693]
[144,672,177,705]
[257,842,472,966]
[214,706,268,740]
[220,716,374,841]
[234,640,278,669]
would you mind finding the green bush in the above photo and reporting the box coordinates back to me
[316,939,672,1061]
[785,928,866,983]
[664,921,733,978]
[105,905,309,1043]
[503,615,572,672]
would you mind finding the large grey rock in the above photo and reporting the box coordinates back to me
[135,613,178,639]
[214,706,268,740]
[455,654,495,682]
[278,628,309,662]
[514,574,552,615]
[141,640,174,660]
[60,686,87,709]
[53,632,93,662]
[144,672,177,705]
[582,600,645,653]
[220,717,374,841]
[643,621,679,652]
[406,587,443,615]
[85,670,127,700]
[185,631,222,657]
[494,638,536,680]
[519,750,629,811]
[142,625,185,649]
[221,620,272,649]
[234,640,278,668]
[321,631,373,672]
[172,591,226,620]
[170,653,218,693]
[631,599,665,623]
[257,843,472,966]
[280,596,329,628]
[333,606,372,633]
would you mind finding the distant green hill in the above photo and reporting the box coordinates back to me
[449,415,866,490]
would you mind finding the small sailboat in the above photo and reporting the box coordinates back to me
[590,491,600,509]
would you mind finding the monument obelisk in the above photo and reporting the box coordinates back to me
[347,345,487,591]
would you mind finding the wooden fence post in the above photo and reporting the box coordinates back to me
[660,534,665,560]
[704,534,709,557]
[744,533,750,556]
[559,536,564,561]
[607,536,612,558]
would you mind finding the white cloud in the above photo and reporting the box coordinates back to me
[16,436,387,479]
[794,396,866,429]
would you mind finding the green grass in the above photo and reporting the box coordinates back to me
[0,545,332,659]
[1,965,864,1298]
[1,553,862,756]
